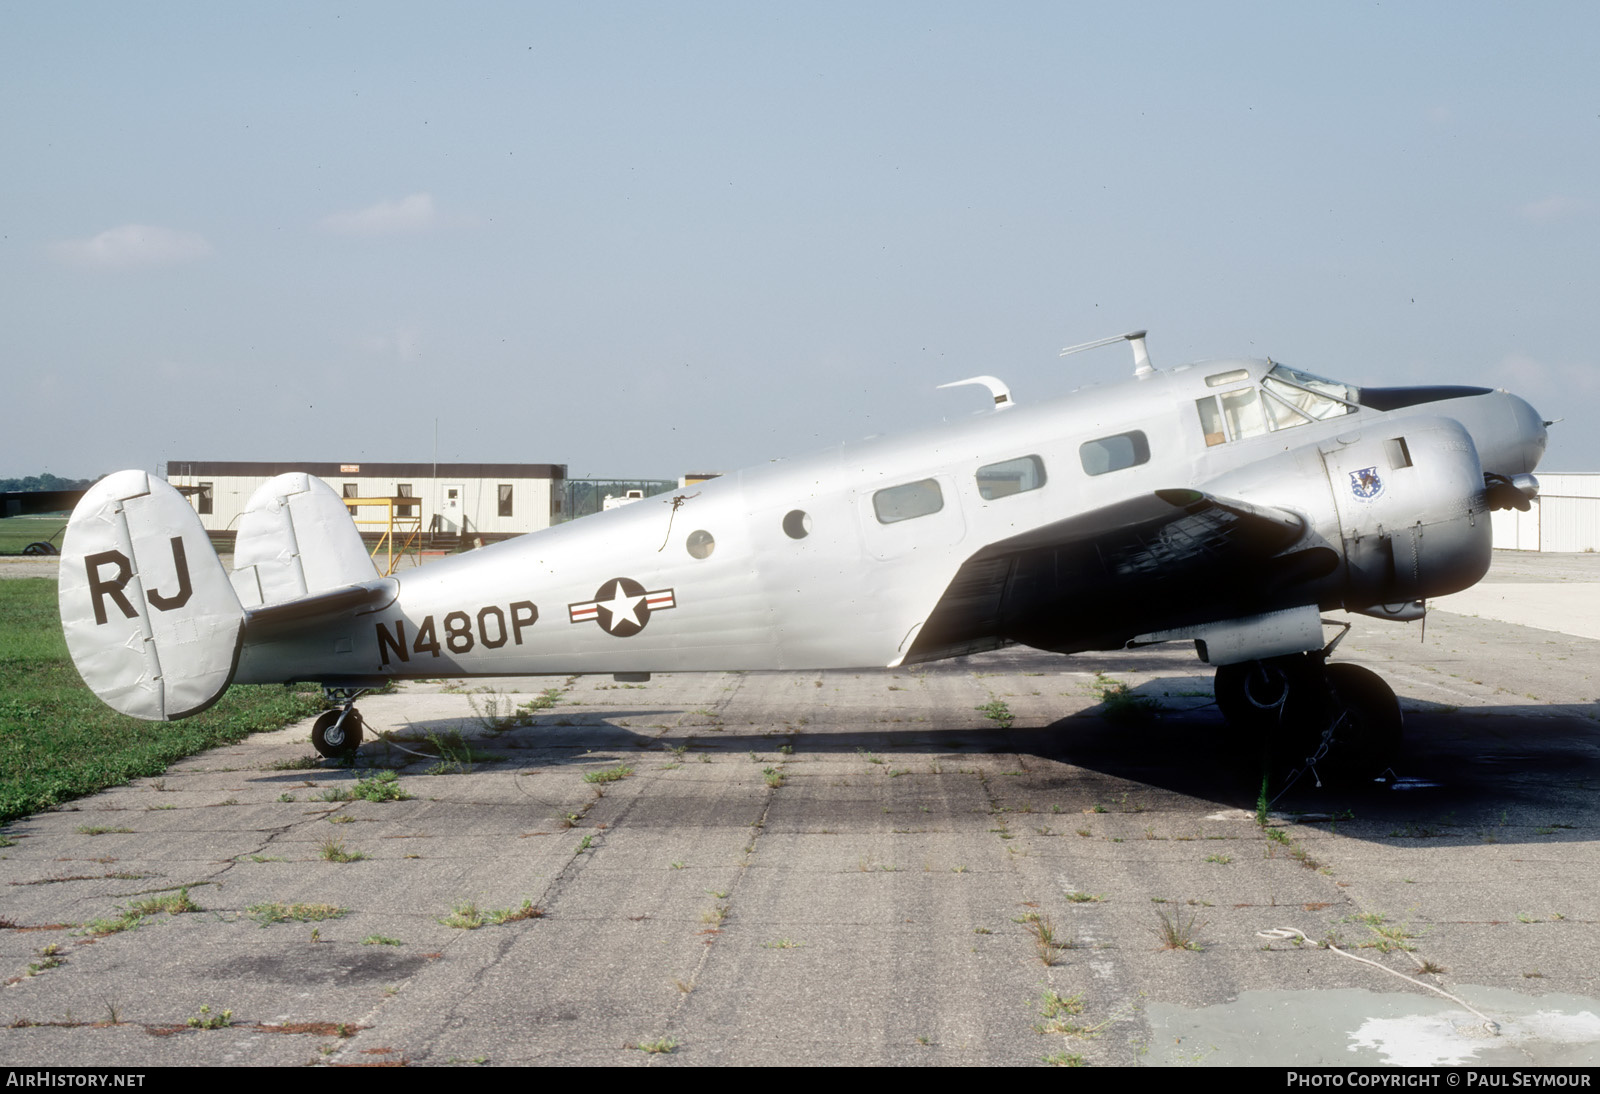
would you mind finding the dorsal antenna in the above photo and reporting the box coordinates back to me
[936,375,1014,410]
[1059,329,1153,377]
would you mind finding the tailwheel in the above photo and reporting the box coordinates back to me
[312,707,365,758]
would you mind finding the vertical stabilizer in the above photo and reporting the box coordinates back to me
[231,473,379,609]
[59,471,244,720]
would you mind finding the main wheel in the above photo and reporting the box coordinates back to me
[1318,663,1403,781]
[1214,655,1305,732]
[312,708,365,758]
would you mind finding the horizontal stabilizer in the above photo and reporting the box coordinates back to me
[231,473,379,608]
[242,578,396,641]
[59,471,243,720]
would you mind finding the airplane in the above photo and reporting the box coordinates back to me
[57,332,1547,784]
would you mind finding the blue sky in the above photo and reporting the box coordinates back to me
[3,1,1596,480]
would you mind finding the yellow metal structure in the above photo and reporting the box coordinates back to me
[342,497,423,576]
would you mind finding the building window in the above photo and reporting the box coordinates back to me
[397,484,415,517]
[498,484,513,518]
[1079,431,1151,476]
[873,478,944,524]
[197,483,213,515]
[343,483,358,498]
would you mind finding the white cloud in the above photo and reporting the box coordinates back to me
[355,325,423,361]
[1518,195,1585,223]
[320,193,438,236]
[49,224,212,270]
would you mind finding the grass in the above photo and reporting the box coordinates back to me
[439,899,543,929]
[318,838,366,862]
[1154,906,1205,951]
[1043,1051,1088,1067]
[1016,912,1073,965]
[632,1037,677,1055]
[582,764,634,784]
[247,902,346,926]
[79,887,201,935]
[361,935,403,946]
[128,888,200,916]
[1037,990,1097,1037]
[1092,673,1160,722]
[976,699,1014,729]
[0,578,325,824]
[320,770,409,803]
[468,687,563,730]
[1064,891,1104,903]
[762,766,785,788]
[187,1005,232,1030]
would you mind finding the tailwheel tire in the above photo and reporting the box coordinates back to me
[312,708,365,758]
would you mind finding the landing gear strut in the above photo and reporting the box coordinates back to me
[311,688,368,759]
[1214,648,1402,786]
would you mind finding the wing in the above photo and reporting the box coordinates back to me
[901,488,1337,663]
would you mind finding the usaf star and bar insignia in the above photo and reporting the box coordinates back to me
[568,577,677,638]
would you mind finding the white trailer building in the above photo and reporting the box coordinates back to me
[167,461,567,543]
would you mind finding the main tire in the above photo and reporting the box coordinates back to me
[312,708,365,758]
[1319,663,1403,780]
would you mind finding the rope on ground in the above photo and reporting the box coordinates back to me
[1256,927,1500,1036]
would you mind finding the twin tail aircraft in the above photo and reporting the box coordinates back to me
[59,333,1547,782]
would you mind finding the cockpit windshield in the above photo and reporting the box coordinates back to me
[1196,363,1357,446]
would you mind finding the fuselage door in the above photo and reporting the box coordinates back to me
[856,473,967,561]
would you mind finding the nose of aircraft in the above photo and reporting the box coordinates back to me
[1502,390,1548,474]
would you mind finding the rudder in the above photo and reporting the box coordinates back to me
[59,470,244,720]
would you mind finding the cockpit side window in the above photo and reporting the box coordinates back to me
[1197,363,1358,446]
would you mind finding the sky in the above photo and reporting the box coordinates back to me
[3,1,1597,481]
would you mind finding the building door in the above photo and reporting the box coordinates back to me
[441,484,463,532]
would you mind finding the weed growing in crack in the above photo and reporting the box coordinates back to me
[1153,906,1205,951]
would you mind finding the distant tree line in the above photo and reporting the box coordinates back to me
[0,472,103,493]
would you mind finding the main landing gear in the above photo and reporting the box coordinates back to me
[311,688,369,759]
[1213,646,1402,786]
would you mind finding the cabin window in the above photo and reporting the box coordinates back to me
[498,484,513,518]
[873,478,944,524]
[1079,432,1150,476]
[783,509,812,539]
[976,455,1046,500]
[196,483,213,515]
[686,529,715,559]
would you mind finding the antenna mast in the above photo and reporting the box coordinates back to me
[1059,329,1153,377]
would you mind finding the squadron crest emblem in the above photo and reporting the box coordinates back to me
[1349,466,1385,501]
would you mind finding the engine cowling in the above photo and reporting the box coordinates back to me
[1317,415,1491,610]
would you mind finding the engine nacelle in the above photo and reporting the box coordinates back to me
[1318,415,1492,610]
